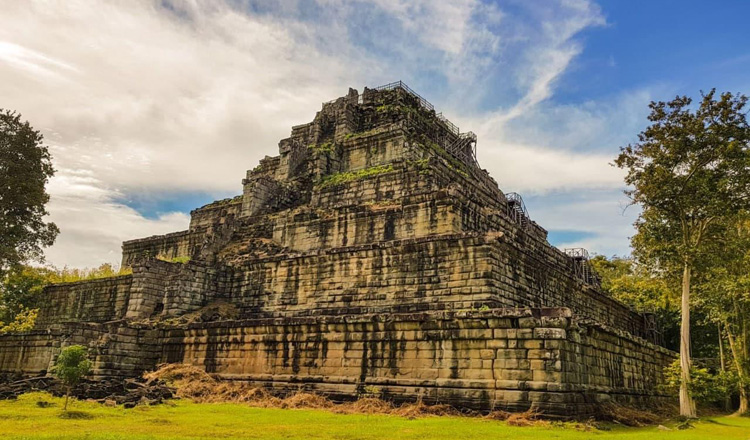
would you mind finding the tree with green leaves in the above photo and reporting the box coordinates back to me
[0,265,49,325]
[694,213,750,415]
[54,345,92,411]
[589,255,681,349]
[0,109,59,278]
[615,90,750,417]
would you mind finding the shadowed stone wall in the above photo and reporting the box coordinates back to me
[35,276,132,327]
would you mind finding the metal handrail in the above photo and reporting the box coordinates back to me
[373,80,434,112]
[563,248,590,259]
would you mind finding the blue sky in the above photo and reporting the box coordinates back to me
[1,0,749,267]
[561,1,750,104]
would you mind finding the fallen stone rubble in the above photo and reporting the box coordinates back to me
[0,376,174,408]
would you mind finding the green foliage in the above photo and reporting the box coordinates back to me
[693,213,750,410]
[0,110,59,277]
[54,345,93,410]
[317,164,394,188]
[662,359,738,405]
[590,256,677,311]
[343,129,379,141]
[309,141,334,154]
[376,104,412,115]
[156,255,191,264]
[54,344,92,411]
[45,263,132,284]
[615,90,750,272]
[0,308,38,334]
[0,264,131,330]
[54,345,92,385]
[616,90,750,416]
[417,138,469,178]
[0,265,49,323]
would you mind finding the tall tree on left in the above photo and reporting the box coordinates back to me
[0,109,59,277]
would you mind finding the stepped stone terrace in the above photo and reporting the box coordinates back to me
[0,82,675,417]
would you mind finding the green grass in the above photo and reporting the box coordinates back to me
[1,393,748,440]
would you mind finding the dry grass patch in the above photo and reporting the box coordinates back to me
[144,363,668,429]
[597,402,664,427]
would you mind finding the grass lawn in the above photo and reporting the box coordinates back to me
[0,393,748,440]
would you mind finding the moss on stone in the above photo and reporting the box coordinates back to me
[417,138,470,178]
[317,164,395,188]
[156,255,191,264]
[309,141,334,154]
[344,129,380,141]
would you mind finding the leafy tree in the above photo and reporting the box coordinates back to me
[0,264,131,328]
[0,110,59,277]
[0,308,38,334]
[694,213,750,415]
[590,255,681,350]
[0,265,49,324]
[661,358,738,407]
[54,345,92,411]
[615,90,750,417]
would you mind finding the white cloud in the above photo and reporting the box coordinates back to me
[526,189,639,258]
[44,174,189,269]
[0,0,641,266]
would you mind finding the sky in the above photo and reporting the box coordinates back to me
[1,0,749,268]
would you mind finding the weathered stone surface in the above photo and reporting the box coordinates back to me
[0,375,173,406]
[0,83,675,417]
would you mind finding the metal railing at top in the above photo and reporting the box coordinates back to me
[324,81,464,136]
[435,112,460,136]
[563,248,590,260]
[563,248,601,287]
[373,80,434,112]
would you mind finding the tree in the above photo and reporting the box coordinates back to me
[54,345,92,411]
[615,90,750,417]
[0,109,59,277]
[694,213,750,415]
[589,255,680,350]
[0,265,49,324]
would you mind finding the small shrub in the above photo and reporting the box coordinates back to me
[54,345,93,411]
[661,358,737,406]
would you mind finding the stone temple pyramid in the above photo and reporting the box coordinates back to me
[0,82,674,417]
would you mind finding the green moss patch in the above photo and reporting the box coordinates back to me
[317,164,395,188]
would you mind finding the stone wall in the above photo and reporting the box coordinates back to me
[224,233,497,318]
[126,259,219,319]
[0,322,161,380]
[272,198,459,252]
[159,308,673,416]
[35,276,132,327]
[0,308,672,417]
[121,231,191,267]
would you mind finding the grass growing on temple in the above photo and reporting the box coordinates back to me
[1,393,748,440]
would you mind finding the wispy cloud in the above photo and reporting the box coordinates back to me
[0,0,636,267]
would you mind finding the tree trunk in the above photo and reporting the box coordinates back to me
[739,386,749,416]
[680,263,697,418]
[718,323,732,412]
[726,324,749,416]
[64,386,70,411]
